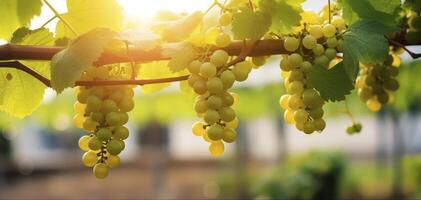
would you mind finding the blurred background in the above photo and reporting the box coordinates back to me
[1,0,421,199]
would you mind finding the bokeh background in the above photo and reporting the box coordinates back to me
[0,0,421,199]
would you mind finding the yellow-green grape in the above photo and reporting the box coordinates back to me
[252,56,267,67]
[332,17,346,30]
[97,128,112,141]
[314,55,330,67]
[204,109,220,124]
[225,117,239,129]
[85,95,102,113]
[322,24,336,38]
[280,56,292,71]
[207,124,224,140]
[89,87,105,99]
[288,53,303,66]
[312,44,325,56]
[107,155,120,168]
[295,122,304,131]
[220,70,235,89]
[303,121,316,134]
[188,60,202,74]
[209,141,225,156]
[219,13,232,26]
[288,95,304,110]
[220,92,234,107]
[301,61,312,73]
[284,37,299,52]
[113,126,129,140]
[302,89,324,108]
[279,95,290,109]
[288,81,304,95]
[109,91,124,104]
[118,140,125,151]
[325,48,337,60]
[123,87,134,97]
[88,136,102,151]
[195,98,208,113]
[105,112,128,126]
[78,135,91,151]
[77,88,89,104]
[82,151,98,167]
[93,163,109,179]
[192,122,206,136]
[222,128,237,143]
[358,88,372,102]
[326,37,338,48]
[313,118,326,131]
[384,79,399,91]
[215,33,231,47]
[302,35,317,49]
[309,108,324,119]
[367,98,381,111]
[73,114,85,129]
[200,62,217,78]
[293,109,308,124]
[91,112,104,124]
[219,107,236,122]
[207,95,222,110]
[205,27,220,43]
[107,139,123,155]
[83,118,98,132]
[118,97,134,112]
[192,79,207,94]
[308,25,323,39]
[207,77,224,94]
[210,50,229,67]
[74,102,86,113]
[284,109,295,124]
[289,70,304,81]
[232,65,249,82]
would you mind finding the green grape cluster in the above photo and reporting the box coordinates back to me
[74,67,134,179]
[279,17,347,134]
[356,54,400,112]
[187,13,254,156]
[405,0,421,43]
[346,122,362,135]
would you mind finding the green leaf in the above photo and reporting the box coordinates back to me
[0,0,42,40]
[308,62,354,102]
[167,43,198,72]
[259,0,303,34]
[55,0,123,39]
[232,8,271,40]
[339,0,401,26]
[0,28,54,118]
[342,20,398,80]
[51,28,118,93]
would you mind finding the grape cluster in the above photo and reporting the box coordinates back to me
[405,0,421,43]
[346,122,362,135]
[74,67,134,179]
[188,13,251,156]
[279,17,347,134]
[356,55,400,111]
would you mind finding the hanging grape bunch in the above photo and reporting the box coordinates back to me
[356,54,400,112]
[188,12,254,156]
[279,15,347,134]
[74,66,134,179]
[404,0,421,43]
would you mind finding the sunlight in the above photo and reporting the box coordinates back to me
[118,0,213,19]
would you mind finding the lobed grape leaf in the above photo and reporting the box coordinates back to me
[231,8,271,40]
[342,20,399,80]
[0,0,42,40]
[0,28,54,118]
[167,43,198,72]
[51,28,118,93]
[259,0,303,34]
[308,62,354,102]
[55,0,123,39]
[339,0,401,26]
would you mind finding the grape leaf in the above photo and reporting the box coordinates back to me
[0,0,42,40]
[167,43,198,72]
[51,28,118,93]
[339,0,401,26]
[0,28,54,118]
[137,62,188,94]
[55,0,123,39]
[308,62,354,102]
[232,8,271,40]
[342,20,399,80]
[259,0,303,34]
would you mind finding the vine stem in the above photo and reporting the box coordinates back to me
[389,39,421,59]
[344,99,357,124]
[0,61,189,87]
[328,0,331,23]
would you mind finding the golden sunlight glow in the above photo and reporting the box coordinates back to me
[118,0,213,19]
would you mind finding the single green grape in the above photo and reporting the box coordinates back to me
[93,163,109,179]
[312,44,325,56]
[207,77,224,94]
[215,33,231,47]
[219,107,236,122]
[113,126,129,140]
[209,141,225,156]
[82,151,98,167]
[326,37,338,48]
[288,81,304,95]
[207,124,224,141]
[192,79,208,94]
[308,25,323,39]
[188,60,202,74]
[118,97,134,112]
[288,53,303,66]
[88,136,102,151]
[322,24,336,38]
[293,109,308,124]
[222,128,237,143]
[195,99,208,113]
[78,135,91,151]
[207,95,223,110]
[302,35,317,49]
[200,62,217,78]
[107,155,120,168]
[210,50,229,67]
[204,109,220,124]
[97,128,112,141]
[284,37,299,52]
[220,92,234,107]
[192,122,206,136]
[220,70,235,89]
[107,139,123,155]
[219,13,232,26]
